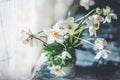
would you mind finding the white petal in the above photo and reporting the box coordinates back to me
[18,35,26,41]
[29,40,34,47]
[58,28,68,36]
[94,44,104,50]
[111,13,117,20]
[69,29,74,35]
[95,50,111,59]
[28,28,32,34]
[34,39,39,46]
[104,16,111,23]
[47,37,55,44]
[73,23,78,30]
[85,6,89,10]
[102,52,108,59]
[56,36,64,43]
[62,52,67,59]
[98,16,104,22]
[50,70,54,74]
[61,71,66,75]
[89,27,96,36]
[44,28,51,36]
[95,52,102,59]
[67,17,74,24]
[89,0,95,6]
[106,6,111,11]
[23,40,28,44]
[67,53,72,59]
[107,15,112,23]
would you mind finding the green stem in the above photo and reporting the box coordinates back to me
[70,35,73,44]
[33,36,47,44]
[75,9,96,23]
[71,26,88,47]
[74,43,81,48]
[37,31,43,34]
[26,32,47,44]
[74,26,88,35]
[71,35,94,46]
[40,36,47,38]
[60,43,67,51]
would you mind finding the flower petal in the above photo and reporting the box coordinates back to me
[47,37,55,44]
[89,0,95,6]
[111,13,118,20]
[95,52,102,59]
[102,52,108,59]
[44,28,51,36]
[89,27,96,36]
[67,17,74,24]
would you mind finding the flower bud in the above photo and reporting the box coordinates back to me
[96,8,102,15]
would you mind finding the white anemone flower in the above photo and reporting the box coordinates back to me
[20,29,38,46]
[49,65,66,76]
[95,50,111,59]
[61,51,72,59]
[94,38,107,50]
[65,17,78,34]
[55,17,78,35]
[80,0,95,10]
[44,27,64,44]
[103,6,117,23]
[85,14,104,36]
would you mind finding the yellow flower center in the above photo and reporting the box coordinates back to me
[67,25,72,30]
[21,29,26,34]
[25,35,34,42]
[54,68,60,73]
[93,23,98,29]
[51,31,58,37]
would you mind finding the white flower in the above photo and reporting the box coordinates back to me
[49,65,66,76]
[55,17,78,35]
[65,17,78,34]
[44,27,64,44]
[61,51,72,59]
[85,14,104,36]
[20,29,38,46]
[95,50,111,59]
[80,0,95,10]
[94,38,107,50]
[103,6,117,23]
[54,20,68,35]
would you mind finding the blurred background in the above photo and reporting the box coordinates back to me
[0,0,120,80]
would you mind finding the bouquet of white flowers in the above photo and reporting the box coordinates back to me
[20,5,117,77]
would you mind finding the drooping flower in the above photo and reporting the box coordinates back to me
[61,51,72,59]
[49,65,66,76]
[94,38,107,50]
[85,14,104,36]
[20,29,38,46]
[44,27,64,44]
[103,6,117,23]
[95,50,111,59]
[55,17,78,35]
[79,0,95,10]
